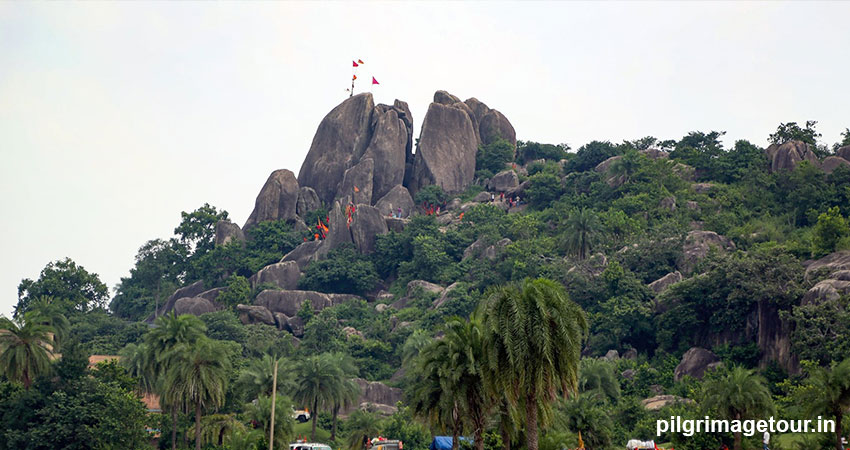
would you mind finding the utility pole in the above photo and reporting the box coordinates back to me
[269,358,278,450]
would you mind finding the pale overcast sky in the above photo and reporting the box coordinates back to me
[2,2,849,317]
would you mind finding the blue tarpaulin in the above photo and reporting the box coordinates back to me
[429,437,471,450]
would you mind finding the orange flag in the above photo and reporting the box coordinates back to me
[358,59,364,64]
[352,74,357,80]
[354,186,360,193]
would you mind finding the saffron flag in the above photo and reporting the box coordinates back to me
[352,74,357,80]
[354,186,360,193]
[372,77,379,85]
[352,61,359,67]
[358,59,364,64]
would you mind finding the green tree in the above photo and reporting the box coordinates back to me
[235,354,291,401]
[557,392,614,450]
[16,258,109,317]
[701,366,774,450]
[797,358,850,450]
[111,238,188,320]
[216,275,252,309]
[174,203,229,258]
[609,149,643,184]
[327,352,361,441]
[293,353,343,441]
[476,139,515,177]
[299,244,379,296]
[409,335,463,450]
[243,394,295,449]
[563,208,602,260]
[414,185,448,207]
[345,410,383,450]
[480,278,589,450]
[517,141,569,165]
[162,338,232,450]
[812,206,849,257]
[24,296,70,351]
[834,128,850,151]
[782,296,850,365]
[566,140,619,173]
[442,316,491,450]
[526,171,564,209]
[0,314,55,389]
[769,120,821,146]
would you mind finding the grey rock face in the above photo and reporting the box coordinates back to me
[148,280,207,321]
[385,217,409,232]
[479,109,516,148]
[473,191,492,203]
[173,297,218,316]
[251,261,301,290]
[407,280,444,297]
[802,276,850,305]
[341,378,403,415]
[821,156,850,174]
[680,230,735,274]
[236,304,276,326]
[318,200,354,257]
[215,220,245,247]
[487,170,519,192]
[836,145,850,161]
[298,93,375,205]
[364,105,410,203]
[296,187,321,217]
[765,140,819,173]
[431,282,461,309]
[349,204,388,254]
[374,185,414,218]
[409,96,479,195]
[339,158,374,205]
[648,271,683,294]
[281,240,323,271]
[674,347,720,381]
[804,251,850,279]
[254,289,357,317]
[244,169,300,231]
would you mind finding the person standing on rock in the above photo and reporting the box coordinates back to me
[491,193,495,202]
[397,207,402,218]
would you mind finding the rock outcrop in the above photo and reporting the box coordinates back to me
[802,271,850,305]
[364,104,411,203]
[674,347,721,381]
[214,220,245,247]
[680,230,735,274]
[236,304,276,326]
[648,271,683,294]
[408,92,480,194]
[342,378,403,415]
[244,169,300,231]
[765,140,819,173]
[804,251,850,279]
[147,280,207,321]
[173,297,219,316]
[281,240,323,271]
[374,185,414,218]
[463,96,517,148]
[349,205,388,254]
[254,289,357,317]
[339,158,374,205]
[836,145,850,161]
[463,237,511,261]
[296,187,320,217]
[487,170,519,192]
[641,395,694,411]
[821,156,850,174]
[250,261,301,290]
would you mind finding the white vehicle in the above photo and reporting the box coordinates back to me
[291,443,331,450]
[291,409,311,423]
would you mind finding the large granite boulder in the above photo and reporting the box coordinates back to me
[648,271,683,294]
[296,187,320,217]
[802,273,850,305]
[836,145,850,161]
[641,395,694,411]
[215,220,245,247]
[374,185,414,218]
[407,280,444,297]
[251,261,301,290]
[804,251,850,279]
[487,170,519,192]
[173,297,218,316]
[432,282,462,309]
[318,200,354,256]
[595,155,622,173]
[408,92,479,195]
[363,104,411,203]
[463,97,516,149]
[349,204,388,254]
[281,240,323,271]
[680,230,735,274]
[298,93,374,205]
[341,378,403,415]
[821,156,850,174]
[147,280,207,321]
[765,140,819,173]
[463,237,511,261]
[254,289,357,317]
[674,347,721,381]
[339,158,374,205]
[244,169,300,231]
[236,304,276,326]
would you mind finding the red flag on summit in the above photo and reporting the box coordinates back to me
[352,60,359,67]
[352,74,357,80]
[372,77,379,85]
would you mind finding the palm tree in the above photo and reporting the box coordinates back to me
[0,314,55,389]
[120,342,156,394]
[480,278,588,450]
[163,338,232,450]
[410,335,464,450]
[563,208,601,260]
[226,427,264,450]
[402,329,432,367]
[345,410,382,450]
[293,353,342,441]
[702,366,774,450]
[326,352,361,441]
[558,392,614,450]
[798,358,850,450]
[244,394,295,449]
[609,149,642,184]
[235,354,292,401]
[577,358,620,403]
[25,296,70,351]
[144,312,207,450]
[442,316,491,450]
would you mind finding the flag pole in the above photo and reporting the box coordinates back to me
[269,358,278,450]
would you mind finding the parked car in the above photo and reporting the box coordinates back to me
[290,443,331,450]
[291,408,311,423]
